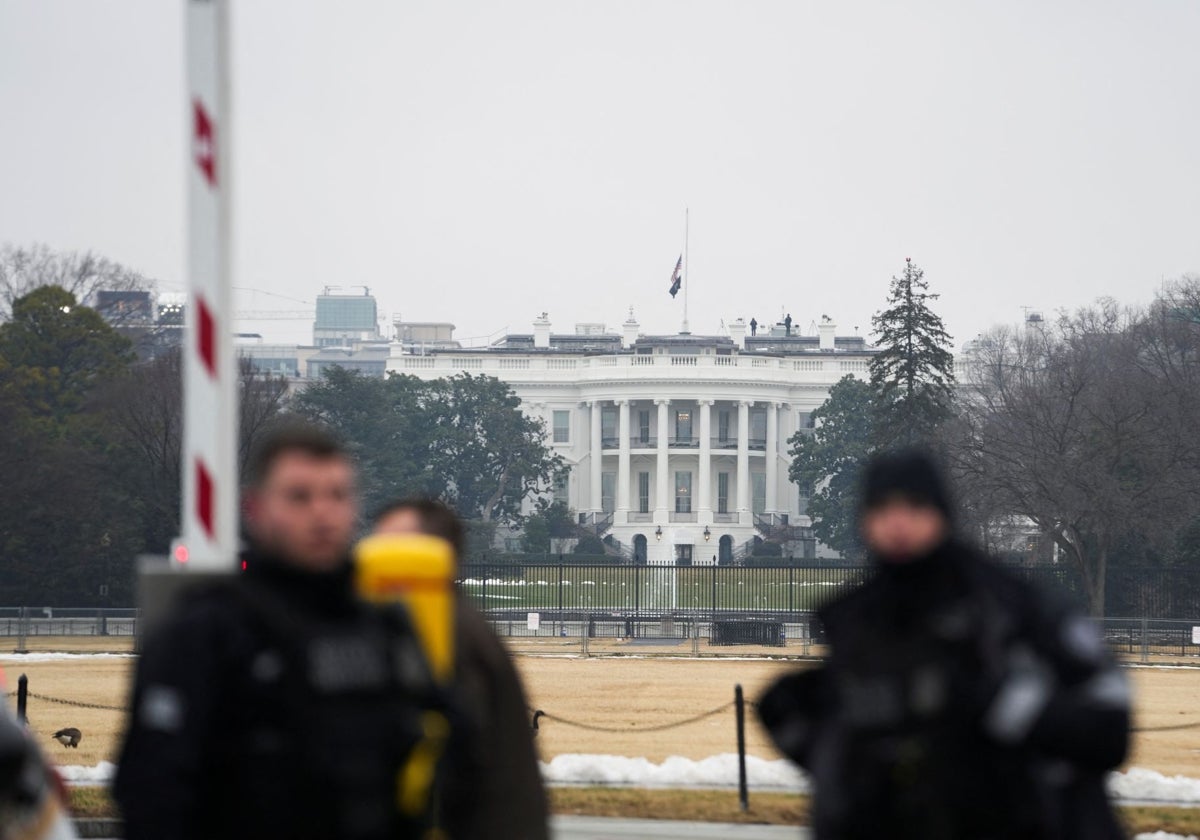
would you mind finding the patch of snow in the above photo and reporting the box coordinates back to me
[1134,834,1198,840]
[540,754,808,791]
[57,761,117,784]
[1110,768,1200,803]
[540,756,1200,806]
[0,653,135,663]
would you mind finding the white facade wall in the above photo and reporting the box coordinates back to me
[389,346,876,564]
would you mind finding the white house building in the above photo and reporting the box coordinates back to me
[388,312,878,566]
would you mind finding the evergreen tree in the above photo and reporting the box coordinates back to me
[788,376,876,560]
[869,258,955,448]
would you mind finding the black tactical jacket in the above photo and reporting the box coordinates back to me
[115,553,435,840]
[759,540,1130,840]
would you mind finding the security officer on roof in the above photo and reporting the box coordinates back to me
[759,448,1130,840]
[115,425,437,840]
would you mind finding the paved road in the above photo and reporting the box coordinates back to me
[552,816,805,839]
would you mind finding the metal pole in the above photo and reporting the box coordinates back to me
[635,565,641,615]
[181,0,238,570]
[16,674,28,724]
[711,563,717,616]
[1141,616,1149,664]
[16,606,27,654]
[735,683,749,811]
[681,208,690,334]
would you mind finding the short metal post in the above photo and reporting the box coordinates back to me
[16,607,27,654]
[735,683,749,811]
[1141,616,1149,664]
[16,674,28,723]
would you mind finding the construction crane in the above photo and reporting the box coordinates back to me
[233,286,314,320]
[234,309,314,320]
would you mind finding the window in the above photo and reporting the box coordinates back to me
[718,410,731,443]
[675,545,693,566]
[601,408,618,444]
[751,472,766,514]
[750,410,767,444]
[717,472,729,514]
[553,471,570,505]
[675,471,692,514]
[553,410,570,443]
[638,472,651,513]
[638,410,651,444]
[601,472,616,514]
[674,409,693,443]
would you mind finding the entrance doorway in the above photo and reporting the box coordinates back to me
[718,534,733,565]
[632,534,648,565]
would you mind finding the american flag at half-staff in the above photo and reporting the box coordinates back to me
[668,255,683,298]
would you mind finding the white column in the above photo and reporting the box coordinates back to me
[616,400,631,523]
[698,400,713,524]
[589,401,603,513]
[655,399,670,524]
[737,400,751,524]
[766,402,779,514]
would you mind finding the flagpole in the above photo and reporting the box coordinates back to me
[681,208,690,334]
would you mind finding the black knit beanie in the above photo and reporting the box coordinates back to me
[860,448,953,520]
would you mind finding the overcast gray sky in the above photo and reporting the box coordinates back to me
[2,1,1198,347]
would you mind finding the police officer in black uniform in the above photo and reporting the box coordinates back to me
[759,449,1130,840]
[115,426,435,840]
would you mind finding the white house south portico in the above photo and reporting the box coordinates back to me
[389,314,876,565]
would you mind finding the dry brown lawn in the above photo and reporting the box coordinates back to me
[520,657,1200,776]
[3,647,1200,778]
[1,655,135,768]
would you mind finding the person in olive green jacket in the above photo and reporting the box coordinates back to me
[372,497,549,840]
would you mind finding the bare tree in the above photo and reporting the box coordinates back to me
[101,350,291,551]
[0,243,152,323]
[238,356,292,474]
[950,297,1200,615]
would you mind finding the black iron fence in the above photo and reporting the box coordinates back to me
[458,562,1200,621]
[457,563,870,617]
[0,607,139,639]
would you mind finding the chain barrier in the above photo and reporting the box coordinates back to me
[21,691,128,713]
[528,699,1199,736]
[531,701,736,734]
[1133,721,1200,732]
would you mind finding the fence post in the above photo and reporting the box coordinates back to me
[1141,616,1149,664]
[635,565,641,615]
[735,683,749,812]
[558,564,564,614]
[16,674,28,723]
[788,565,795,614]
[16,607,27,654]
[711,564,717,615]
